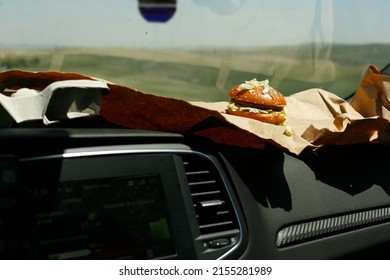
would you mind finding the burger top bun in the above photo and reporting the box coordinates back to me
[228,79,286,109]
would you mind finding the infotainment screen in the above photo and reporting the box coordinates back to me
[30,173,176,259]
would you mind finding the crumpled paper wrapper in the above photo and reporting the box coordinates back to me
[192,65,390,154]
[1,66,389,155]
[350,65,390,119]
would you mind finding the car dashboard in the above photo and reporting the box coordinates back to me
[1,120,390,260]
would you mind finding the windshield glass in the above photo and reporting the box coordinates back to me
[1,0,389,101]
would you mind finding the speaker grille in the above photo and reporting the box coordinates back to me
[276,206,390,247]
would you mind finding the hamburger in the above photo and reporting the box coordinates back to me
[226,78,287,125]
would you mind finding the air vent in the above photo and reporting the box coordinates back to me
[182,154,239,236]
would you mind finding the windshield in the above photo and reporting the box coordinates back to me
[1,0,389,101]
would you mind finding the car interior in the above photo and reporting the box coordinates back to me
[1,0,390,260]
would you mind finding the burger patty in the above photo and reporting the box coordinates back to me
[231,99,285,111]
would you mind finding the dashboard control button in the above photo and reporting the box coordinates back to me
[208,238,231,249]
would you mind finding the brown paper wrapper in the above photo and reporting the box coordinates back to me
[350,65,390,119]
[1,66,390,155]
[193,65,390,154]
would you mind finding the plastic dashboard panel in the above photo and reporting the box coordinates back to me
[0,128,245,260]
[219,144,390,259]
[1,127,390,259]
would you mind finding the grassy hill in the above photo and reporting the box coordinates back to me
[1,44,389,101]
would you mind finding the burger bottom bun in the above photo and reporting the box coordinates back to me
[226,106,286,125]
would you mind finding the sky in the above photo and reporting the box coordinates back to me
[0,0,390,49]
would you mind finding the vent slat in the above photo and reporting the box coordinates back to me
[188,180,217,186]
[199,200,224,207]
[191,190,221,197]
[186,170,210,175]
[182,154,239,235]
[199,221,234,229]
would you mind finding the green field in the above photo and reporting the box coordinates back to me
[1,44,390,101]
